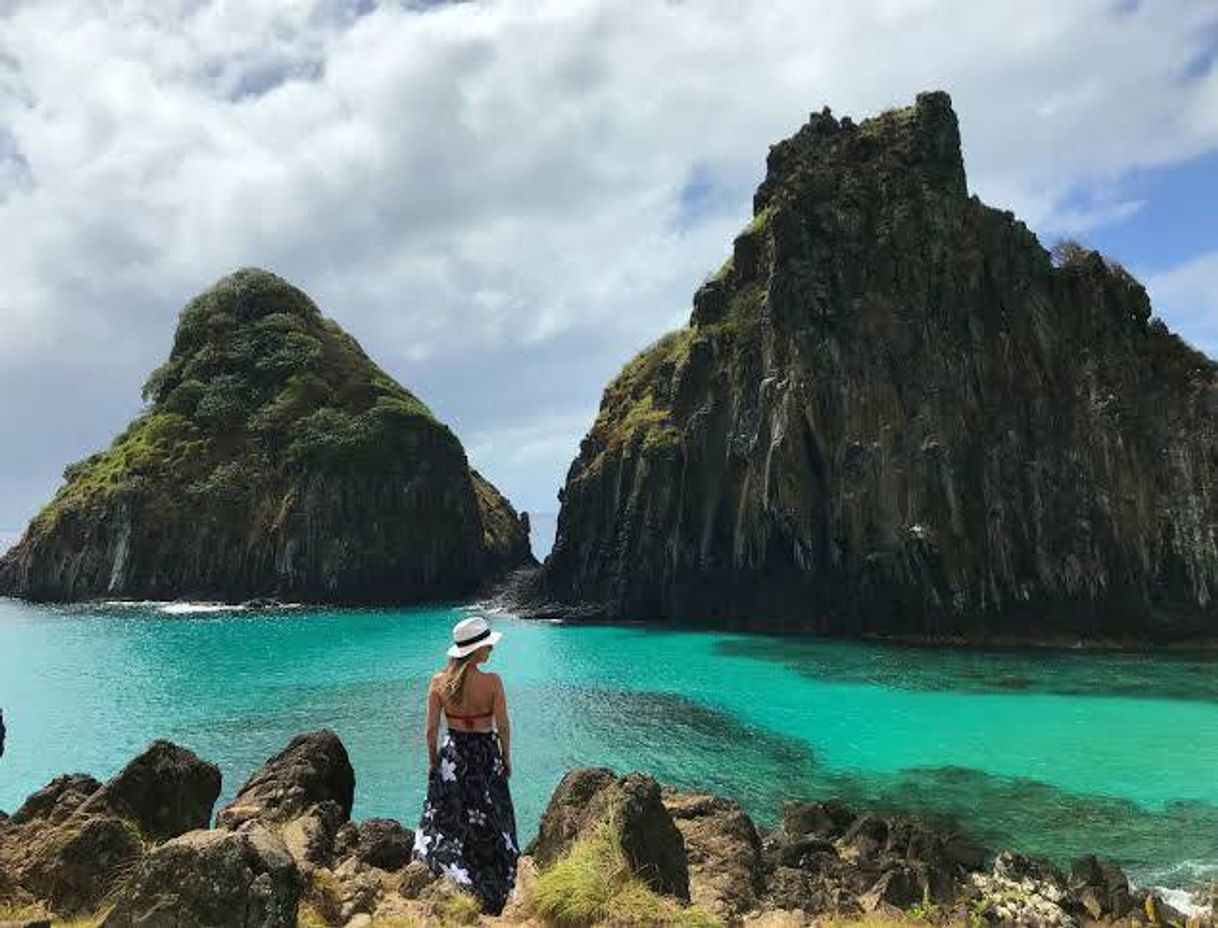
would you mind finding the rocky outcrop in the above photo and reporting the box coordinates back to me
[0,741,219,915]
[528,767,690,901]
[2,738,1212,926]
[99,825,302,928]
[217,728,355,874]
[539,91,1218,642]
[0,268,532,605]
[662,788,765,920]
[83,739,221,842]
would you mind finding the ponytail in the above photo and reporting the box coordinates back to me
[442,653,477,704]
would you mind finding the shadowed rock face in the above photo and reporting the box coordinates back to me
[541,91,1218,642]
[0,268,532,605]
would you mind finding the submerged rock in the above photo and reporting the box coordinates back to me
[0,268,532,605]
[539,91,1218,642]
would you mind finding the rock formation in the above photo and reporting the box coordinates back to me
[0,268,532,604]
[539,91,1218,642]
[0,736,1212,927]
[0,741,220,916]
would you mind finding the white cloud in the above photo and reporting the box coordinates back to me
[1147,251,1218,357]
[0,0,1216,525]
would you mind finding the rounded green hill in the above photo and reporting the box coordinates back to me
[0,268,532,603]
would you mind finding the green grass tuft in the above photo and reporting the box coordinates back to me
[436,890,481,925]
[529,822,720,928]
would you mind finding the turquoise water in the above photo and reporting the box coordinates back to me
[1,598,1216,898]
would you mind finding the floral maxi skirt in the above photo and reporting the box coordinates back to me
[413,729,519,914]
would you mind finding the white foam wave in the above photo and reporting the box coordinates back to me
[1153,886,1203,916]
[158,602,248,615]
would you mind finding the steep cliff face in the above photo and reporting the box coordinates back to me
[542,92,1218,641]
[0,268,532,603]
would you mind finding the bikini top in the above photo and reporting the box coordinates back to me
[445,709,493,722]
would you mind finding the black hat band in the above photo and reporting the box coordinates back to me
[455,628,491,648]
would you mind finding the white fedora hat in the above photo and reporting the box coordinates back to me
[447,615,502,659]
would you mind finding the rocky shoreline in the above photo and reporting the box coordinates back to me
[0,730,1212,928]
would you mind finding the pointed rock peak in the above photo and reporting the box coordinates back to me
[753,89,967,217]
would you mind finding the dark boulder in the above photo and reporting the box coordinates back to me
[347,818,414,872]
[1069,853,1134,919]
[83,739,221,841]
[777,799,855,840]
[218,730,355,830]
[100,825,302,928]
[529,768,689,901]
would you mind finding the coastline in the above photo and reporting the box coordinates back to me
[1,731,1213,926]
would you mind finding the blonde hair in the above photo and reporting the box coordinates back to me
[442,652,479,704]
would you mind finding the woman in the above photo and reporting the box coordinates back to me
[413,615,519,914]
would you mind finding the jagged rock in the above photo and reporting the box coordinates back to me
[992,850,1067,889]
[346,818,414,872]
[9,813,144,915]
[330,856,384,921]
[663,789,764,921]
[100,825,302,928]
[1069,853,1135,919]
[278,800,346,870]
[538,90,1218,642]
[859,864,922,912]
[82,739,220,842]
[529,767,690,901]
[776,800,855,840]
[8,774,101,826]
[396,859,440,899]
[968,854,1076,928]
[763,859,865,916]
[0,267,532,605]
[0,740,220,916]
[333,821,360,859]
[218,730,355,831]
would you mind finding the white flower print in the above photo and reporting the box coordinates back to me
[502,831,517,854]
[440,757,458,782]
[413,831,432,856]
[442,862,472,885]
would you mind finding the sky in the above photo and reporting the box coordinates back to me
[1,0,1217,559]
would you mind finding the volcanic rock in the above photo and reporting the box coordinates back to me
[539,91,1218,641]
[0,268,532,604]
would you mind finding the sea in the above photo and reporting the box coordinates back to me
[1,597,1215,911]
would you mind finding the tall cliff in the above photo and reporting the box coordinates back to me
[0,268,532,604]
[541,92,1218,641]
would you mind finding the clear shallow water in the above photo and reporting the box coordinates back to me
[1,599,1216,898]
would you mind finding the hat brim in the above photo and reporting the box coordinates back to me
[447,629,502,659]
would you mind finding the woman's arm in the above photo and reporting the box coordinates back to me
[493,674,511,778]
[425,677,442,769]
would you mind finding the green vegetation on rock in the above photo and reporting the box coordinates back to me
[529,822,719,928]
[0,267,532,604]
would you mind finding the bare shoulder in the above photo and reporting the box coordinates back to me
[481,670,504,689]
[428,671,446,690]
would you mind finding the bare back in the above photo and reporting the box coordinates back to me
[431,667,501,732]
